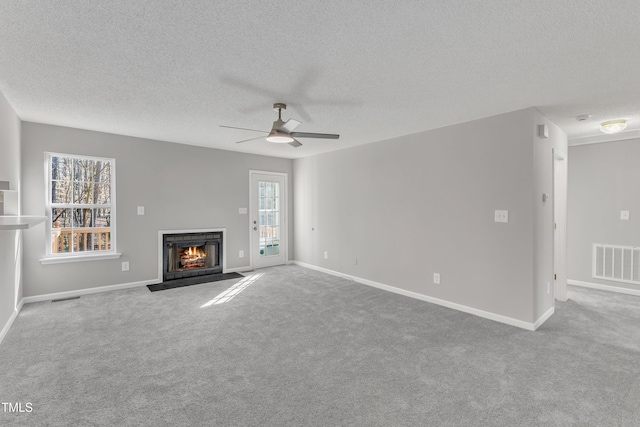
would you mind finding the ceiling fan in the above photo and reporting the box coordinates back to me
[220,103,339,147]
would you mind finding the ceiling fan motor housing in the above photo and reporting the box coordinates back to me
[272,119,285,130]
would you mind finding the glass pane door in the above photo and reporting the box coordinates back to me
[258,180,280,257]
[251,171,286,269]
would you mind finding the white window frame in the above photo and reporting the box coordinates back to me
[40,152,121,264]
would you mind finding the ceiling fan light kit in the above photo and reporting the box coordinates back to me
[600,119,627,134]
[221,103,339,148]
[266,131,294,143]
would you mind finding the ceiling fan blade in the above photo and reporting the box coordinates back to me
[235,136,266,144]
[288,138,302,147]
[287,103,313,123]
[290,132,339,139]
[220,125,268,133]
[278,119,301,133]
[219,76,280,98]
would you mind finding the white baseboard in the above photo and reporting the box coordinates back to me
[227,262,293,271]
[21,278,159,304]
[0,299,24,345]
[20,267,258,305]
[533,306,555,330]
[293,261,549,331]
[6,262,557,343]
[567,279,640,297]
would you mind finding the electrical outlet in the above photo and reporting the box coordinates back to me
[433,273,441,284]
[239,250,244,258]
[137,206,145,215]
[324,251,328,259]
[122,261,130,271]
[494,210,509,223]
[354,258,358,265]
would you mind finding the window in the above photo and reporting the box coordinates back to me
[44,153,117,262]
[258,180,280,256]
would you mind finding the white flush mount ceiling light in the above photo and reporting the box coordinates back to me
[266,130,294,143]
[600,119,627,134]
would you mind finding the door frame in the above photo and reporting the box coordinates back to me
[249,170,288,269]
[552,150,568,301]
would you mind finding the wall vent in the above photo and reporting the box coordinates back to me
[593,244,640,285]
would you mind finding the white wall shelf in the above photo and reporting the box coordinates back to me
[0,216,46,230]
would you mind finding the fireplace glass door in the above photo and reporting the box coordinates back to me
[168,243,215,272]
[163,232,222,281]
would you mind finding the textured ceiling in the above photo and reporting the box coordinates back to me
[1,1,640,159]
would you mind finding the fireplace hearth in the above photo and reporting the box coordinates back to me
[163,232,222,282]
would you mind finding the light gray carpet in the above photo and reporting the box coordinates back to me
[1,265,639,426]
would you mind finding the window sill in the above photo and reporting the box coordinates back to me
[40,252,122,265]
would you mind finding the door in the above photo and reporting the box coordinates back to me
[250,171,287,269]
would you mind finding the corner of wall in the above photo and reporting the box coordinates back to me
[532,109,568,320]
[0,88,23,341]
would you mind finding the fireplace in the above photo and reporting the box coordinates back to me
[163,231,223,282]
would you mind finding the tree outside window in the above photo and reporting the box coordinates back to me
[47,153,115,255]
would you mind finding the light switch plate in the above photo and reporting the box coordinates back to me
[621,210,630,220]
[494,210,509,223]
[239,208,247,214]
[137,206,145,215]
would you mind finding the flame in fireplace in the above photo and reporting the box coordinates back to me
[179,245,207,269]
[186,246,205,257]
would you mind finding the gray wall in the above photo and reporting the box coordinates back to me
[21,122,293,297]
[9,106,569,326]
[294,108,566,324]
[0,89,22,333]
[568,139,640,291]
